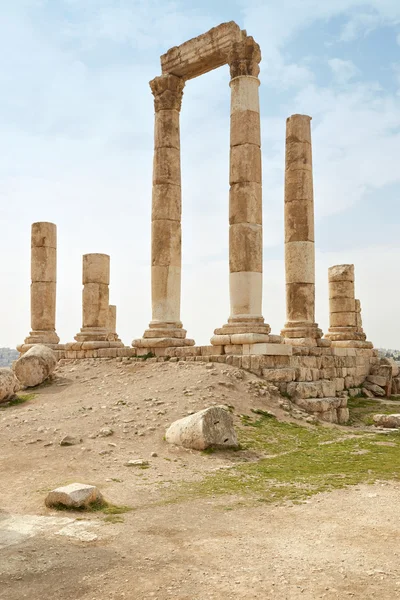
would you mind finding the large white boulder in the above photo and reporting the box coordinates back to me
[45,483,103,509]
[165,406,238,451]
[13,344,57,387]
[0,368,20,403]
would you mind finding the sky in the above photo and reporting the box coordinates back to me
[1,0,399,349]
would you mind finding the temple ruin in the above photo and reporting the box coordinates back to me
[17,22,383,424]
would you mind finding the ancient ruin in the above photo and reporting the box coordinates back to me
[16,22,385,424]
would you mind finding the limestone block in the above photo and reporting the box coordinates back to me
[380,357,399,377]
[329,280,355,299]
[284,169,313,204]
[295,367,313,382]
[224,345,243,355]
[229,182,262,225]
[229,223,262,273]
[367,375,388,387]
[31,282,56,331]
[320,409,339,424]
[45,483,103,509]
[285,283,315,323]
[229,271,262,317]
[214,324,269,336]
[230,74,260,114]
[230,144,261,184]
[284,199,314,243]
[262,368,296,383]
[210,335,231,346]
[144,328,186,339]
[153,147,181,185]
[14,344,57,387]
[152,220,181,267]
[154,109,180,149]
[330,312,357,328]
[373,414,400,428]
[230,110,261,147]
[317,339,332,348]
[329,297,356,313]
[287,381,319,399]
[328,264,354,283]
[321,380,336,397]
[82,283,109,328]
[285,241,315,284]
[82,254,110,285]
[391,376,400,395]
[230,333,270,345]
[334,378,345,392]
[294,396,341,413]
[285,140,312,173]
[165,406,238,450]
[242,343,292,356]
[152,184,181,221]
[174,347,201,357]
[31,246,56,282]
[363,382,385,396]
[31,222,56,248]
[161,21,243,80]
[250,355,262,376]
[151,265,181,323]
[0,368,20,403]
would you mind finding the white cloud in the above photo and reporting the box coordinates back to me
[328,58,359,83]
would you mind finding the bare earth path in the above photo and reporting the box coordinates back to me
[1,359,399,599]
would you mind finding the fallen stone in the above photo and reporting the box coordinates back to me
[363,382,385,397]
[0,368,20,403]
[373,414,400,428]
[165,406,238,451]
[98,427,113,437]
[379,357,399,377]
[13,345,57,387]
[124,459,149,467]
[45,483,103,509]
[60,435,81,446]
[362,387,375,398]
[367,375,388,387]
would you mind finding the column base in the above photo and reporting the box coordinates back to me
[24,330,60,345]
[75,327,116,343]
[325,328,367,342]
[133,321,195,349]
[281,322,323,347]
[211,316,274,346]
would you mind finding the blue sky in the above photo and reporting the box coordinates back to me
[1,0,399,348]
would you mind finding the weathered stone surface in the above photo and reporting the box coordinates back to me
[363,382,385,397]
[82,253,110,285]
[45,483,103,509]
[165,406,238,450]
[328,264,354,282]
[242,343,292,356]
[367,375,388,387]
[294,397,341,413]
[0,368,20,403]
[373,414,400,428]
[380,357,399,377]
[13,344,57,387]
[60,435,81,446]
[285,241,315,284]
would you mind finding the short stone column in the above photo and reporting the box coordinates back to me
[133,74,194,350]
[107,305,121,342]
[24,222,59,345]
[75,254,111,342]
[355,299,365,336]
[212,36,271,346]
[325,265,369,345]
[281,114,322,345]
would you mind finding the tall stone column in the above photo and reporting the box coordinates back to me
[212,36,270,346]
[75,254,112,342]
[133,74,194,349]
[24,222,59,345]
[281,114,322,345]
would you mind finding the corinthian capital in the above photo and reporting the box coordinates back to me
[228,36,261,79]
[149,74,185,111]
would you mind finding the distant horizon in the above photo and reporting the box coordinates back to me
[1,2,400,349]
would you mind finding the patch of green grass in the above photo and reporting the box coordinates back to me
[137,352,155,360]
[251,408,276,419]
[0,393,37,409]
[50,499,133,514]
[173,415,400,506]
[348,396,400,425]
[104,514,125,523]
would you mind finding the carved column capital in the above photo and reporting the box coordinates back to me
[228,36,261,79]
[149,74,185,111]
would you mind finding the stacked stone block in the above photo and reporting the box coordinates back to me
[24,222,59,345]
[281,115,323,346]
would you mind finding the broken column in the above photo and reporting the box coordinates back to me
[24,222,60,345]
[107,304,121,342]
[281,115,322,346]
[75,254,113,342]
[133,74,194,351]
[212,36,271,347]
[325,264,371,346]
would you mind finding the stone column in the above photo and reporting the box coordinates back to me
[212,36,270,346]
[281,114,322,345]
[75,254,111,342]
[24,222,59,345]
[325,264,365,342]
[107,304,121,342]
[133,74,194,349]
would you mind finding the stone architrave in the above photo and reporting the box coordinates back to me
[281,115,322,346]
[325,265,370,346]
[133,74,194,350]
[211,36,271,346]
[24,222,60,345]
[75,254,120,343]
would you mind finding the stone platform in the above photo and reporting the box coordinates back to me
[17,341,137,360]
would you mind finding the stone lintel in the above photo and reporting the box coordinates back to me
[161,21,244,80]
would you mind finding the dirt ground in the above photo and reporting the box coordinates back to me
[1,359,399,599]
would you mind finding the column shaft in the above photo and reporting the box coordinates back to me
[325,264,365,341]
[75,254,111,342]
[281,115,322,344]
[25,222,59,345]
